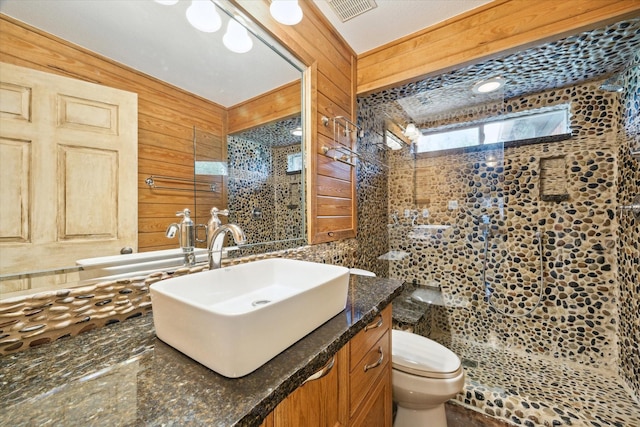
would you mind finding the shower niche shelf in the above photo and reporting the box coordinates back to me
[539,156,569,202]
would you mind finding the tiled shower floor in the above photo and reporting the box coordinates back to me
[436,336,640,427]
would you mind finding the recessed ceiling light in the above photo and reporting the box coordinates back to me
[472,77,505,94]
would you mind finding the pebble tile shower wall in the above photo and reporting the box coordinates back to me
[354,21,640,427]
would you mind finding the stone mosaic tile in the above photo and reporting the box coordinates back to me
[391,294,640,426]
[354,18,640,427]
[227,133,303,251]
[616,53,640,399]
[358,19,640,129]
[443,336,640,427]
[382,79,624,369]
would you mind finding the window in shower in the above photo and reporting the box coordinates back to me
[415,104,571,155]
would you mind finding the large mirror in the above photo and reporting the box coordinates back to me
[0,0,304,297]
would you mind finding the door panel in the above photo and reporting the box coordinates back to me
[0,62,137,280]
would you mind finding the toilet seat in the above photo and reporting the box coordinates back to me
[392,329,462,379]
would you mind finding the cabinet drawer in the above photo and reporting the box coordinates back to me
[350,305,392,369]
[349,330,390,414]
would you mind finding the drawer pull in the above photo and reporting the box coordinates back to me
[364,315,383,331]
[303,356,335,384]
[363,347,384,372]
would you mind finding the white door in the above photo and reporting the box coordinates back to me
[0,62,138,280]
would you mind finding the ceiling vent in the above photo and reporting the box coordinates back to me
[328,0,377,22]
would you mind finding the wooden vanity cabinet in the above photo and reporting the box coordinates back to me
[348,306,393,427]
[273,345,348,427]
[260,344,348,427]
[261,305,393,427]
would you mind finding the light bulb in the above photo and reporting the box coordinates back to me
[154,0,179,5]
[404,123,417,138]
[223,19,253,54]
[472,77,505,94]
[403,123,421,141]
[270,0,303,25]
[186,0,221,33]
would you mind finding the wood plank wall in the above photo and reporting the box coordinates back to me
[228,80,301,134]
[0,14,226,253]
[234,0,358,244]
[357,0,640,95]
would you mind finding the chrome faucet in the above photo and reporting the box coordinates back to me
[166,208,197,266]
[207,207,229,249]
[208,223,247,269]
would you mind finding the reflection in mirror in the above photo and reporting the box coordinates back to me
[226,116,305,256]
[0,0,304,299]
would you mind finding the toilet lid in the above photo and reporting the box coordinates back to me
[392,330,462,379]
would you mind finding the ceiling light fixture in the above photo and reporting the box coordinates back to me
[270,0,303,25]
[186,0,222,33]
[223,19,253,53]
[403,123,421,141]
[472,77,505,94]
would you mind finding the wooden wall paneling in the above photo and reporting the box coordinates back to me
[306,63,319,247]
[0,18,224,115]
[139,143,195,168]
[317,175,352,198]
[1,14,228,253]
[314,90,356,243]
[357,0,640,94]
[316,195,353,217]
[317,72,351,115]
[317,153,351,181]
[233,1,357,245]
[233,1,354,72]
[227,80,302,134]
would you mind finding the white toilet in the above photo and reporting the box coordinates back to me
[348,269,464,426]
[391,329,465,427]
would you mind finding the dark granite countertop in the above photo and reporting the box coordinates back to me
[0,275,404,426]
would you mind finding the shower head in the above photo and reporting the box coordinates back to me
[599,75,624,93]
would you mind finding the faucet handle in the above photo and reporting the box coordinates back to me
[176,208,191,218]
[211,207,229,218]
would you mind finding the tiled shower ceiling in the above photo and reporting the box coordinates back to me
[359,19,640,126]
[233,116,302,147]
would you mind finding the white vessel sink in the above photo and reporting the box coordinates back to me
[150,258,350,378]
